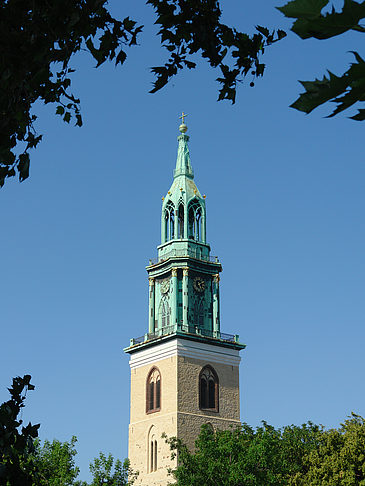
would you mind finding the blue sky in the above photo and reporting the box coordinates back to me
[1,0,364,482]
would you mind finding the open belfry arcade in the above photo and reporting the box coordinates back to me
[124,115,246,486]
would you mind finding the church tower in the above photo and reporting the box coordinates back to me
[125,117,245,486]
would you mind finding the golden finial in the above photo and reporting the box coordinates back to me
[180,187,183,191]
[179,112,188,133]
[162,196,164,201]
[203,194,206,199]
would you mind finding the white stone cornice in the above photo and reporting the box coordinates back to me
[129,337,241,369]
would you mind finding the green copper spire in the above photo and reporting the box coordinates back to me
[125,114,245,353]
[174,123,194,179]
[160,119,206,245]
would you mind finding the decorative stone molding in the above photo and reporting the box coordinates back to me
[171,268,178,277]
[160,278,170,294]
[149,277,155,286]
[129,337,241,369]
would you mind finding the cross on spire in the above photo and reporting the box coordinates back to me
[179,112,188,124]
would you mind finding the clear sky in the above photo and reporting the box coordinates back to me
[1,0,364,482]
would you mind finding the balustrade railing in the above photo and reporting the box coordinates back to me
[148,249,219,265]
[133,335,145,345]
[129,325,239,347]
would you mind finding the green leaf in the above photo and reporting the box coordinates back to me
[351,108,365,120]
[329,85,365,117]
[256,25,270,37]
[18,153,30,182]
[277,0,328,19]
[291,71,346,113]
[292,1,365,39]
[56,106,64,115]
[86,38,103,65]
[279,0,365,39]
[291,52,365,117]
[115,49,127,65]
[75,114,83,127]
[184,60,196,69]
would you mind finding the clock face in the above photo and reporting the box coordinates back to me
[161,279,170,294]
[193,277,206,293]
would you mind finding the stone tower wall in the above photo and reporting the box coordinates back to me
[176,355,241,450]
[128,354,178,486]
[127,337,241,486]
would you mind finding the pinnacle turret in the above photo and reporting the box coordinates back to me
[173,132,194,179]
[174,112,194,179]
[161,119,206,245]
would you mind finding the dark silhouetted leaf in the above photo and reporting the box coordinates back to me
[277,0,328,19]
[116,50,127,65]
[279,0,365,119]
[18,153,30,182]
[350,108,365,120]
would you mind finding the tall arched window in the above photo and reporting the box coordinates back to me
[146,368,161,413]
[188,199,202,241]
[164,201,175,241]
[199,366,218,411]
[148,426,158,473]
[178,203,184,238]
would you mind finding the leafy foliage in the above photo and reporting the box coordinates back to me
[147,0,286,102]
[0,375,136,485]
[33,436,87,486]
[166,421,322,486]
[0,375,40,486]
[167,416,365,486]
[89,452,137,486]
[278,0,365,119]
[0,0,286,188]
[0,0,143,188]
[290,413,365,486]
[33,442,137,486]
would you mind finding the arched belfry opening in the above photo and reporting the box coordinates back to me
[188,199,203,241]
[164,200,175,242]
[177,202,184,239]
